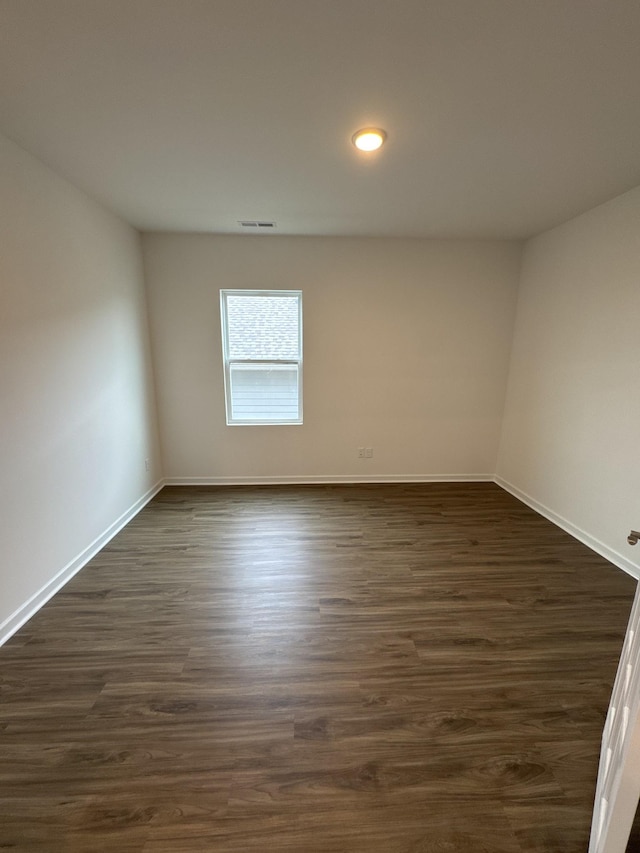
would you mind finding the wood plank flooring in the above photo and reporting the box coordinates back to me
[0,483,638,852]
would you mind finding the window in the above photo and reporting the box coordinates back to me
[220,289,303,425]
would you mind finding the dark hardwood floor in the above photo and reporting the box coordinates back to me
[0,483,638,852]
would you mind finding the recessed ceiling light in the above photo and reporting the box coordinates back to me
[352,128,387,152]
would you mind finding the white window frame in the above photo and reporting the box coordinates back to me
[220,289,303,426]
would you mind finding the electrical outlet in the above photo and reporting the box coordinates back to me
[145,458,150,471]
[358,447,365,458]
[365,447,373,458]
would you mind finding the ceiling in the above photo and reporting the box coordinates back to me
[2,0,640,239]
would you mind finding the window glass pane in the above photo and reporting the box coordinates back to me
[229,363,299,422]
[226,294,300,360]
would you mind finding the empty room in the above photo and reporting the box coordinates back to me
[1,1,640,851]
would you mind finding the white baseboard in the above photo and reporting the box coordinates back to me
[495,476,640,581]
[0,480,164,647]
[4,475,635,646]
[163,473,494,486]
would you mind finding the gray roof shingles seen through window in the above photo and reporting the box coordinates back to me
[227,294,300,360]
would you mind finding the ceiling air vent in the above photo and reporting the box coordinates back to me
[238,220,277,229]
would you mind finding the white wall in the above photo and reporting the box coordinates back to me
[497,186,640,577]
[0,133,162,639]
[143,234,521,482]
